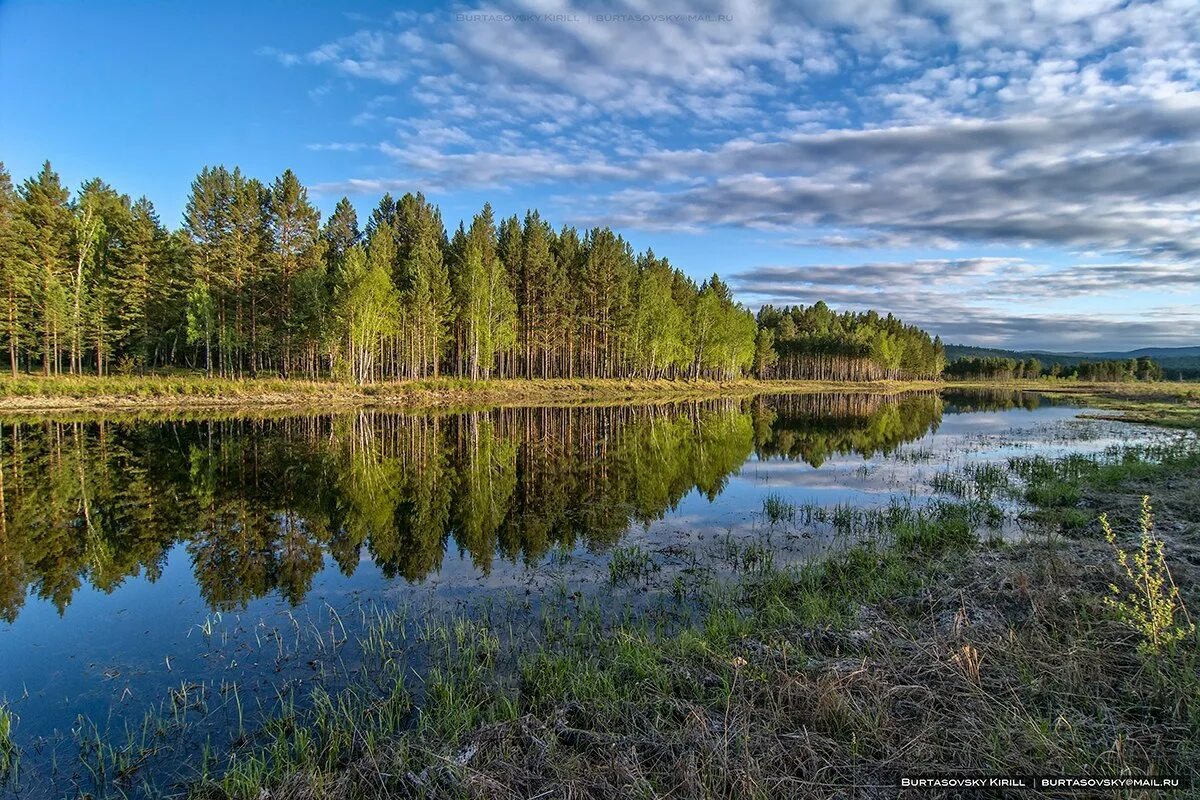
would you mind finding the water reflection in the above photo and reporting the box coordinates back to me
[0,392,943,622]
[939,388,1062,413]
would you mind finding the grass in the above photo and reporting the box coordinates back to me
[0,373,939,414]
[177,489,1154,799]
[5,445,1195,797]
[762,493,797,525]
[0,703,16,783]
[949,378,1200,430]
[175,438,1200,799]
[607,545,659,585]
[198,506,978,799]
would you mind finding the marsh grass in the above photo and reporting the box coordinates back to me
[607,545,659,585]
[0,375,939,414]
[182,441,1200,799]
[762,493,797,525]
[179,500,1007,799]
[0,703,16,783]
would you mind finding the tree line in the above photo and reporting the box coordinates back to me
[0,160,958,384]
[943,355,1163,381]
[754,302,946,381]
[0,161,764,382]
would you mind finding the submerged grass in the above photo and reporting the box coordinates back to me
[199,513,977,799]
[0,703,16,783]
[762,493,798,526]
[607,545,659,585]
[178,439,1200,799]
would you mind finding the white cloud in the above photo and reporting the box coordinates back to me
[263,0,1200,347]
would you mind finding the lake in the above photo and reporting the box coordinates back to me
[0,389,1176,795]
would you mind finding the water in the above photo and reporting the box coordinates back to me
[0,389,1175,792]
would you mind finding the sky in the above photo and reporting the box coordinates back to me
[1,0,1198,352]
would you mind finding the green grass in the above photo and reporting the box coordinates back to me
[607,545,659,585]
[0,703,16,783]
[191,499,982,799]
[0,373,940,402]
[762,493,798,525]
[1013,441,1200,517]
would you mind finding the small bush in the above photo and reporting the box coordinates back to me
[1101,496,1195,655]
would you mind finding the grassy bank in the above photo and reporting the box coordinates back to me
[3,372,1199,418]
[0,374,939,414]
[44,441,1181,798]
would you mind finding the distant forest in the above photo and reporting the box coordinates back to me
[945,344,1198,380]
[943,355,1164,382]
[0,160,946,383]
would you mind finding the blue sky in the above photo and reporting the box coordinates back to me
[2,0,1199,351]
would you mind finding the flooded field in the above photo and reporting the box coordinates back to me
[0,389,1187,796]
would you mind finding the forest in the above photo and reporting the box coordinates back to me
[943,355,1164,381]
[755,303,946,381]
[0,161,947,385]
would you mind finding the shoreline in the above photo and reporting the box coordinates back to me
[0,374,1193,416]
[0,376,940,415]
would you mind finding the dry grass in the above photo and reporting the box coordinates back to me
[0,374,938,415]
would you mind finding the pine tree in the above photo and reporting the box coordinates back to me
[399,194,450,377]
[322,197,361,268]
[497,214,523,374]
[74,178,131,375]
[112,197,165,370]
[184,166,235,376]
[521,211,554,376]
[0,164,27,376]
[268,169,323,377]
[552,225,583,377]
[1,161,942,384]
[19,161,72,375]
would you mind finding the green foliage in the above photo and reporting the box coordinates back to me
[330,239,400,383]
[0,702,16,782]
[1,162,942,384]
[185,279,214,351]
[1100,497,1195,655]
[945,354,1163,381]
[757,301,944,381]
[608,545,659,585]
[762,493,797,525]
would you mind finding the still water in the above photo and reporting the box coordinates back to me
[0,389,1171,790]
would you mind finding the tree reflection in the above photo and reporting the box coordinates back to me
[751,392,942,466]
[0,393,942,620]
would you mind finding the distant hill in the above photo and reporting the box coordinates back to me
[944,344,1200,379]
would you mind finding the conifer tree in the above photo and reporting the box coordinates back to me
[20,161,72,375]
[268,169,323,377]
[112,197,165,369]
[0,164,26,376]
